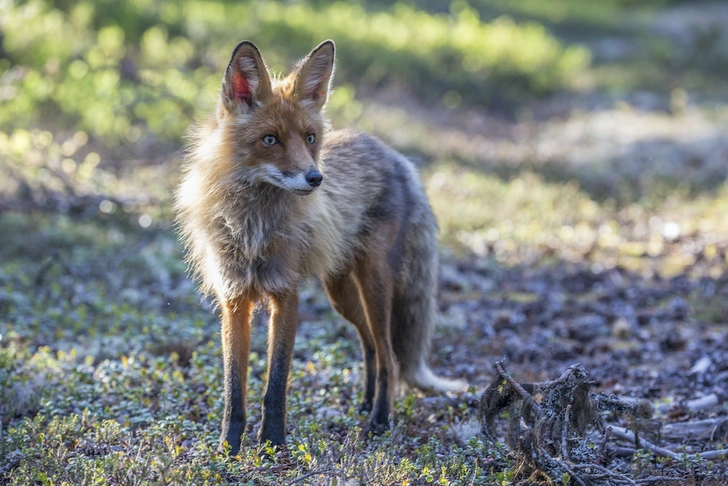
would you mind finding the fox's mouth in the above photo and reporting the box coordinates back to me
[293,187,317,196]
[256,166,322,195]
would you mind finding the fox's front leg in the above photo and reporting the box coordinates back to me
[219,297,254,455]
[259,288,299,447]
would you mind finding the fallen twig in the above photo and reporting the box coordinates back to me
[663,418,728,442]
[610,426,678,459]
[611,424,728,462]
[634,477,683,484]
[571,463,637,485]
[686,393,720,412]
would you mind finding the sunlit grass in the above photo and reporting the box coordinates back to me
[426,162,728,278]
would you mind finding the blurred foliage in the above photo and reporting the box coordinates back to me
[0,0,590,144]
[426,164,728,279]
[350,0,673,27]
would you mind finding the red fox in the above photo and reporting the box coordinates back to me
[175,39,465,455]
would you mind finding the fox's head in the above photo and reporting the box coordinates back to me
[215,40,335,195]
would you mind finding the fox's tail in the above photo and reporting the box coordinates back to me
[393,284,468,392]
[412,362,468,392]
[391,175,467,394]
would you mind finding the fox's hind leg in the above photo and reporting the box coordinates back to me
[324,273,376,413]
[353,259,398,435]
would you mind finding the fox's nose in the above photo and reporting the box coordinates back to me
[305,170,323,187]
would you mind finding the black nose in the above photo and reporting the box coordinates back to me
[305,170,323,187]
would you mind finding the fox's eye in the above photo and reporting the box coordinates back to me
[262,135,279,146]
[306,134,316,144]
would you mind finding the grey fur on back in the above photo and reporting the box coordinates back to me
[323,129,439,385]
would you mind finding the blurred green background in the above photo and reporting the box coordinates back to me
[2,0,728,483]
[1,0,727,227]
[1,0,591,140]
[2,0,727,218]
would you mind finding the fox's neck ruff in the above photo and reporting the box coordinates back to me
[187,177,319,299]
[215,181,304,261]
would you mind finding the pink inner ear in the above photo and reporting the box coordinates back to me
[307,79,326,100]
[233,73,252,102]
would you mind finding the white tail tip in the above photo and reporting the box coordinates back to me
[413,365,468,392]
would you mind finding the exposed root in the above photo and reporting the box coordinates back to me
[477,360,713,485]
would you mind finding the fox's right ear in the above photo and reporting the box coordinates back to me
[221,41,272,111]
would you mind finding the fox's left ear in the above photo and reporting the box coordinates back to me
[295,40,335,111]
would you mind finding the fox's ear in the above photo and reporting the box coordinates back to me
[295,40,335,110]
[222,41,272,111]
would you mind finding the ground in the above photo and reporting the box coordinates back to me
[2,1,728,485]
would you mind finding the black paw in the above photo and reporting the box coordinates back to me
[258,428,286,451]
[362,418,390,437]
[219,423,245,456]
[218,438,242,456]
[358,400,373,414]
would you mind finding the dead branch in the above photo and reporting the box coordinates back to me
[571,463,637,486]
[562,404,571,463]
[480,361,643,485]
[662,418,728,442]
[634,477,683,484]
[686,393,720,411]
[478,361,728,485]
[612,426,728,461]
[494,360,542,414]
[610,426,678,459]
